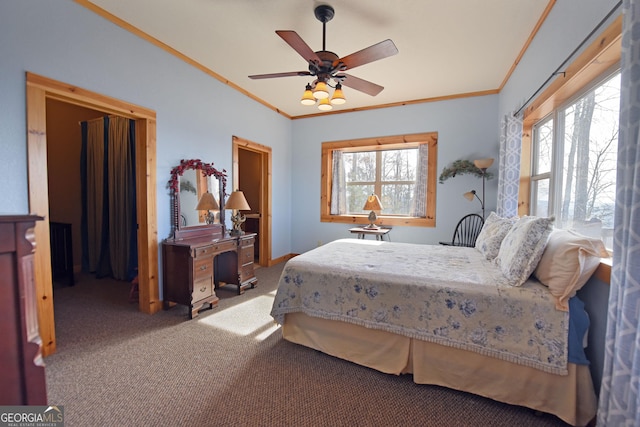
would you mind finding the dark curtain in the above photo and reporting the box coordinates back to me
[80,116,137,281]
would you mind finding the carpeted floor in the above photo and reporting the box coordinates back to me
[45,263,570,426]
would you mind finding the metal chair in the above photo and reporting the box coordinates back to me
[439,213,485,247]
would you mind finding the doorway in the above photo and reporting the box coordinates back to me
[232,136,271,266]
[26,72,160,356]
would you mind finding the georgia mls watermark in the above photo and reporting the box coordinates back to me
[0,406,64,427]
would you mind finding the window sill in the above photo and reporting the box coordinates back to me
[593,258,612,284]
[320,214,435,228]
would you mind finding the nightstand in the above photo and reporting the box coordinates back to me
[349,227,391,241]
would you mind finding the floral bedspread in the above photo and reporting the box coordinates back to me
[270,238,569,375]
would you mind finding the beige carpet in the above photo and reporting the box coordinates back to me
[45,263,570,426]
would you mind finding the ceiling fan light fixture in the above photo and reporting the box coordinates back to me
[330,83,346,105]
[313,81,330,99]
[300,84,316,105]
[318,97,333,111]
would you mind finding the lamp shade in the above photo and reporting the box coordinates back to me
[225,190,251,211]
[474,158,494,170]
[463,190,476,201]
[300,84,316,106]
[330,83,346,105]
[195,192,219,210]
[363,194,383,211]
[317,98,333,111]
[313,81,330,99]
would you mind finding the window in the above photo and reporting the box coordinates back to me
[530,71,620,248]
[321,132,438,227]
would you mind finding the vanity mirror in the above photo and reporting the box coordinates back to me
[168,159,227,239]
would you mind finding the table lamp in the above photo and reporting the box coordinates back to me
[363,194,383,229]
[225,190,251,235]
[195,191,219,224]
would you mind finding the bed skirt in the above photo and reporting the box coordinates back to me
[282,312,597,427]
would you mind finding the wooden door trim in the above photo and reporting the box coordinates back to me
[26,72,160,356]
[232,136,272,266]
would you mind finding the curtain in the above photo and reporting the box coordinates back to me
[410,143,429,217]
[80,116,137,281]
[597,1,640,425]
[496,113,522,218]
[330,150,346,215]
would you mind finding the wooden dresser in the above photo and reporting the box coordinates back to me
[162,224,258,319]
[0,214,47,405]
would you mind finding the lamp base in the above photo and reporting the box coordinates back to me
[363,223,381,230]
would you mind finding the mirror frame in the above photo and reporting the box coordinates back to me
[168,159,227,239]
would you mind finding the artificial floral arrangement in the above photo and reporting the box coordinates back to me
[439,159,494,184]
[167,159,227,195]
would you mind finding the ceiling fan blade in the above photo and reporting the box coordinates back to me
[276,30,322,65]
[336,39,398,70]
[249,71,311,79]
[339,74,384,97]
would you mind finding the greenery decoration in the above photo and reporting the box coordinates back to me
[439,159,494,184]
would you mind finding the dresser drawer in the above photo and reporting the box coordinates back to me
[239,264,254,283]
[193,257,213,280]
[240,246,253,265]
[195,240,236,258]
[239,235,254,248]
[193,277,213,302]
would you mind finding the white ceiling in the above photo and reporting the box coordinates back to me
[86,0,551,118]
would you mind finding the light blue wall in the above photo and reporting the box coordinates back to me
[0,0,292,261]
[290,95,500,254]
[499,0,621,118]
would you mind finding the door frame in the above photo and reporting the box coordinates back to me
[26,72,160,356]
[232,136,272,266]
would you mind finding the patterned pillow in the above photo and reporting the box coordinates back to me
[495,215,554,287]
[474,212,517,260]
[534,229,610,311]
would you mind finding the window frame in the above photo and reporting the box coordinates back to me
[519,15,621,284]
[321,132,438,227]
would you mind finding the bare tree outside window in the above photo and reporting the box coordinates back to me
[343,148,418,215]
[532,71,619,248]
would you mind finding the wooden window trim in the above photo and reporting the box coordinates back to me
[321,132,438,227]
[519,16,621,284]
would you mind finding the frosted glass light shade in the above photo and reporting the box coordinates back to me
[313,81,329,99]
[318,98,333,111]
[330,83,346,105]
[474,158,494,170]
[300,84,316,106]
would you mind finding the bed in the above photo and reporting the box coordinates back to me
[270,234,600,426]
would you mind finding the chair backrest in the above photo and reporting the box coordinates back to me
[452,214,485,247]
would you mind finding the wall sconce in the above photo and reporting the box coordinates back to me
[225,190,251,235]
[362,194,383,229]
[195,191,219,224]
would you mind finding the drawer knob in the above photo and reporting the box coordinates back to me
[200,286,207,293]
[200,265,207,270]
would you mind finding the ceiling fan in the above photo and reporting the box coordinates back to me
[248,4,398,106]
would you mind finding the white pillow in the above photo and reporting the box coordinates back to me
[495,215,554,287]
[534,229,609,311]
[474,212,517,260]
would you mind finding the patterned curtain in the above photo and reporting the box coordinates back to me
[330,150,346,215]
[410,144,429,217]
[496,113,522,218]
[597,1,640,425]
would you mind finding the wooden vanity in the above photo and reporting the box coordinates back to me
[162,225,257,319]
[162,159,257,319]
